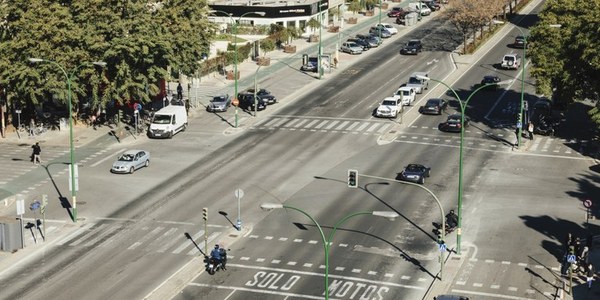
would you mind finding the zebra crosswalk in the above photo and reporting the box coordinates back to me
[250,116,395,135]
[0,144,69,185]
[27,220,223,257]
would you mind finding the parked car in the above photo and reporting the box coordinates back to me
[369,27,392,38]
[375,23,398,35]
[401,39,423,55]
[395,10,412,24]
[479,75,501,89]
[419,98,447,115]
[500,53,521,70]
[206,94,231,112]
[408,2,432,15]
[393,86,416,106]
[376,97,402,118]
[341,42,363,55]
[422,0,441,10]
[399,164,431,184]
[111,150,150,174]
[347,38,372,50]
[245,88,277,105]
[237,93,268,111]
[387,7,406,18]
[356,34,382,46]
[438,114,469,132]
[300,61,318,72]
[513,35,528,48]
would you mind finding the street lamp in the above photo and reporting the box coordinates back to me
[211,10,265,128]
[317,0,324,80]
[260,203,397,299]
[28,58,106,222]
[418,75,512,254]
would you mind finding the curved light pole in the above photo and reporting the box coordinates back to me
[260,203,398,299]
[28,58,106,222]
[418,75,512,255]
[211,10,265,128]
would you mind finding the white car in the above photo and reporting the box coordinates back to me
[111,150,150,174]
[375,23,398,35]
[341,42,363,55]
[376,97,402,118]
[393,87,416,106]
[501,54,521,70]
[405,72,429,94]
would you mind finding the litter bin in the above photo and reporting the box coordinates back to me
[0,216,22,252]
[59,118,67,131]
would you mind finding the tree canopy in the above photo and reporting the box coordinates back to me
[0,0,217,112]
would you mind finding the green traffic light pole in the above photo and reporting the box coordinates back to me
[260,203,398,299]
[358,173,447,280]
[211,10,265,128]
[417,75,512,255]
[28,58,106,222]
[317,0,323,80]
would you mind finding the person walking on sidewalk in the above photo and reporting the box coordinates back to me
[586,262,595,289]
[177,82,183,100]
[31,142,41,165]
[528,122,534,140]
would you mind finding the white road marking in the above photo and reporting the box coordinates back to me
[189,283,325,299]
[172,230,203,254]
[452,289,532,300]
[90,149,126,167]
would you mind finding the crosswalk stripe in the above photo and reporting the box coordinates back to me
[188,232,221,255]
[272,118,289,127]
[335,121,350,130]
[529,137,542,151]
[56,223,95,246]
[325,120,339,130]
[314,120,329,129]
[83,224,121,247]
[293,119,309,128]
[366,123,380,132]
[305,119,319,128]
[156,228,181,253]
[541,138,552,152]
[69,223,108,246]
[356,122,370,131]
[172,230,204,254]
[345,121,360,131]
[285,118,300,127]
[378,124,391,133]
[127,226,164,250]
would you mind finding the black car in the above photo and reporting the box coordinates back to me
[422,0,441,10]
[513,35,528,48]
[300,62,318,72]
[243,88,277,105]
[480,75,501,88]
[419,98,448,115]
[400,39,423,55]
[438,114,469,132]
[399,164,431,184]
[348,38,372,50]
[237,93,268,111]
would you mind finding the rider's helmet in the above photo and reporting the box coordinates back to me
[214,244,219,249]
[450,210,455,214]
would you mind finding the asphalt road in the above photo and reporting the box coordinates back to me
[1,1,598,299]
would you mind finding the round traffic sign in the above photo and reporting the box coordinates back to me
[232,98,239,107]
[234,188,244,198]
[583,199,593,208]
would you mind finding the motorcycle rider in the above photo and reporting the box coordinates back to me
[446,210,458,229]
[210,244,222,269]
[219,247,227,270]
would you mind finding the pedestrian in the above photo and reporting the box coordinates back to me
[29,118,35,137]
[566,233,574,252]
[528,122,534,140]
[219,247,227,270]
[586,263,595,289]
[31,142,41,165]
[177,82,183,100]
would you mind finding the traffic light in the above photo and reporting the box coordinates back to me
[203,207,208,221]
[437,233,444,245]
[569,245,575,256]
[348,169,358,188]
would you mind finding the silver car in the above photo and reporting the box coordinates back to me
[207,95,231,112]
[111,150,150,174]
[341,42,363,55]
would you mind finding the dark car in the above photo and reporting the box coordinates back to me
[348,38,372,50]
[480,75,501,88]
[513,35,528,48]
[422,0,441,10]
[399,164,431,184]
[206,94,231,112]
[400,39,423,55]
[237,93,268,111]
[395,10,412,24]
[387,7,405,18]
[300,61,318,72]
[438,114,469,132]
[434,295,469,300]
[244,88,276,105]
[419,98,448,115]
[356,34,382,47]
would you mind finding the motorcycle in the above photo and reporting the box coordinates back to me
[534,116,558,136]
[206,256,222,275]
[432,221,456,235]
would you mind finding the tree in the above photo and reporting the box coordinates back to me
[259,39,276,57]
[348,0,362,16]
[307,17,321,35]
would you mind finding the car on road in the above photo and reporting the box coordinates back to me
[393,86,416,106]
[513,35,528,48]
[206,94,231,112]
[500,53,521,70]
[341,42,363,54]
[399,164,431,184]
[419,98,447,115]
[245,88,277,105]
[438,113,469,132]
[111,150,150,174]
[406,72,429,94]
[375,97,402,118]
[479,75,501,89]
[400,39,423,55]
[375,23,398,35]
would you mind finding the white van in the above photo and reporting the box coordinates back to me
[148,105,188,138]
[408,2,432,16]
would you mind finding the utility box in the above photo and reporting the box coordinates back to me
[0,217,22,252]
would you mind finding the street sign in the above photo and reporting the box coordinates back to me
[438,243,447,252]
[134,103,142,111]
[516,122,522,129]
[30,200,40,211]
[567,254,576,264]
[234,188,244,199]
[583,199,593,208]
[232,98,239,107]
[16,199,25,215]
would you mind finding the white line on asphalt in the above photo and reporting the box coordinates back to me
[90,149,126,167]
[218,263,427,290]
[55,223,95,246]
[189,283,325,299]
[452,289,534,300]
[223,290,236,300]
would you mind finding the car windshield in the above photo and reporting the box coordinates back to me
[118,154,134,162]
[426,100,439,106]
[504,56,515,62]
[212,96,227,103]
[408,77,421,84]
[406,165,421,172]
[152,114,172,124]
[448,115,461,123]
[382,100,397,106]
[408,41,419,46]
